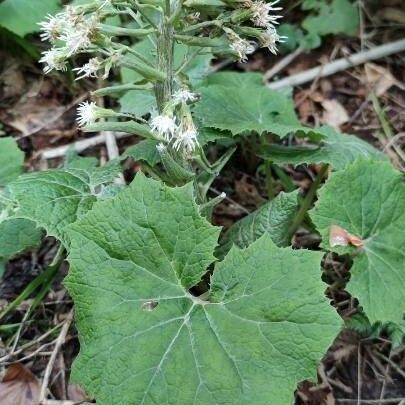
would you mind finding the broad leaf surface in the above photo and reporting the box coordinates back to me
[260,126,385,170]
[8,163,121,246]
[194,84,301,137]
[0,0,60,36]
[66,174,340,405]
[219,189,299,257]
[197,71,263,89]
[311,159,405,325]
[0,137,24,186]
[0,218,42,259]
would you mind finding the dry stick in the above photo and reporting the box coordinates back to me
[39,310,74,404]
[267,38,405,90]
[40,132,133,159]
[263,46,304,81]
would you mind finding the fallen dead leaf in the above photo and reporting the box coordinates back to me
[365,63,398,96]
[67,383,93,402]
[377,7,405,24]
[329,225,363,248]
[0,363,40,405]
[320,99,349,129]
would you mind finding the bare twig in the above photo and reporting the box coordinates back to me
[40,132,133,159]
[267,38,405,90]
[263,46,304,81]
[39,310,74,403]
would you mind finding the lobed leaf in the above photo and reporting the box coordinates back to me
[66,174,341,405]
[194,84,302,138]
[8,163,122,246]
[311,159,405,325]
[218,189,299,257]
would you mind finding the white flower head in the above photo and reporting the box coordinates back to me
[39,48,68,74]
[261,26,286,55]
[172,89,198,104]
[173,122,199,155]
[60,25,92,56]
[38,14,64,42]
[229,35,256,62]
[246,0,283,28]
[77,101,98,127]
[156,143,167,153]
[73,58,102,80]
[150,115,177,141]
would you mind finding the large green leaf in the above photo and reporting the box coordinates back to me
[302,0,359,37]
[194,84,303,138]
[311,159,405,325]
[0,137,24,186]
[66,174,340,405]
[197,71,263,89]
[219,189,299,257]
[0,0,61,37]
[8,163,121,246]
[260,126,386,170]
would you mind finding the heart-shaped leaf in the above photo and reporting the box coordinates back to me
[311,159,405,325]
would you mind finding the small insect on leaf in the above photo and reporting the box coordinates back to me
[329,225,364,248]
[142,300,159,311]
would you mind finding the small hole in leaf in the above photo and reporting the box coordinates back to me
[142,301,159,311]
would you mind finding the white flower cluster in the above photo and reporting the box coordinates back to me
[227,0,285,60]
[38,5,106,79]
[229,35,256,62]
[149,89,199,155]
[245,0,282,29]
[151,114,198,155]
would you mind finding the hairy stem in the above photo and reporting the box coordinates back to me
[155,0,174,111]
[288,164,329,239]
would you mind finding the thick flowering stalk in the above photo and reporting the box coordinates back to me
[39,0,285,181]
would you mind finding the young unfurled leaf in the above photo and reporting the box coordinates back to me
[260,126,385,171]
[66,174,340,405]
[0,137,24,186]
[8,163,122,246]
[218,189,299,257]
[311,159,405,325]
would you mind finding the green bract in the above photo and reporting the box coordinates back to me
[66,174,340,405]
[311,159,405,325]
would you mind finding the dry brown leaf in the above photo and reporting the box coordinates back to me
[67,383,93,402]
[0,363,40,405]
[329,225,363,248]
[321,99,349,129]
[365,63,398,96]
[378,7,405,24]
